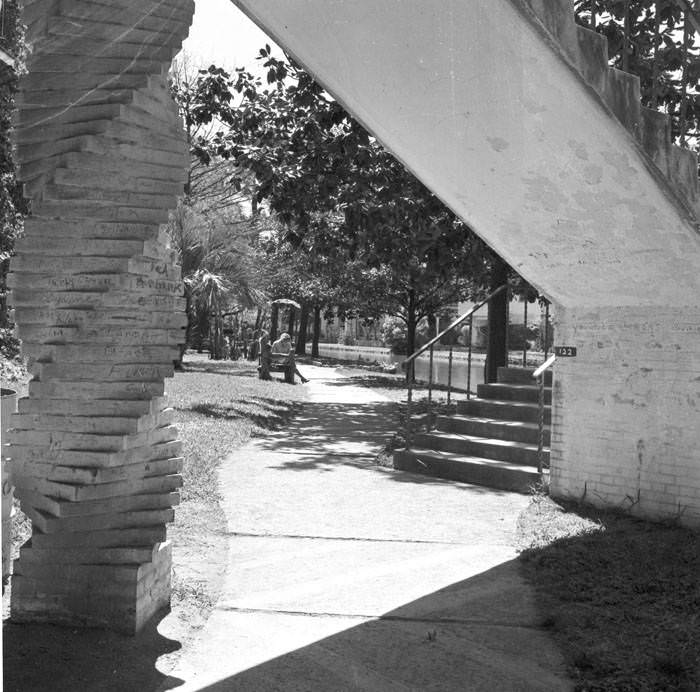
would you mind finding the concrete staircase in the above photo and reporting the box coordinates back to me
[394,367,551,493]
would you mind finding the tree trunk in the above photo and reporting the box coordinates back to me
[678,8,692,144]
[312,305,321,357]
[622,0,631,73]
[650,0,662,109]
[405,290,417,383]
[246,307,263,360]
[0,258,9,328]
[212,298,224,359]
[175,285,194,368]
[427,313,437,338]
[287,308,295,338]
[296,303,309,355]
[486,256,509,383]
[270,304,279,341]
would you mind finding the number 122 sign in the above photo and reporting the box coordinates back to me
[554,346,577,357]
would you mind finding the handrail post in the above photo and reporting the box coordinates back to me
[537,371,545,475]
[427,344,434,430]
[533,353,555,480]
[466,314,473,399]
[447,345,453,407]
[544,301,550,361]
[405,363,413,449]
[522,300,528,367]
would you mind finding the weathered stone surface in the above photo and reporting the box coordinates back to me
[7,0,194,633]
[30,525,167,549]
[8,439,183,468]
[11,542,172,633]
[14,456,183,485]
[15,473,182,504]
[25,506,176,534]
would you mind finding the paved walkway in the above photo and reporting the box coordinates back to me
[160,366,572,691]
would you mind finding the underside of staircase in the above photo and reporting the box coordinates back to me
[394,368,552,493]
[233,0,700,524]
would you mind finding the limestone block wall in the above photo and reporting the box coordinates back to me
[7,0,194,632]
[550,306,700,524]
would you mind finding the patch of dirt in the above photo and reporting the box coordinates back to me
[156,500,228,675]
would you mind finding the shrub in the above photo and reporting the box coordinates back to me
[380,316,408,355]
[0,326,20,359]
[508,322,539,351]
[338,330,356,346]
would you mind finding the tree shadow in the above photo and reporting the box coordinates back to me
[162,560,572,691]
[2,610,183,692]
[252,400,513,495]
[266,453,519,496]
[179,360,260,378]
[184,399,302,431]
[324,374,469,395]
[254,401,399,453]
[517,507,700,690]
[330,374,407,389]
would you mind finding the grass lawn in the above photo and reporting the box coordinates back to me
[2,352,308,670]
[517,494,700,691]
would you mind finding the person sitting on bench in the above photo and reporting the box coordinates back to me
[271,333,309,384]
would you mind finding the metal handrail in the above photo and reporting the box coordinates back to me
[533,354,556,379]
[402,284,507,366]
[533,354,556,476]
[402,284,509,450]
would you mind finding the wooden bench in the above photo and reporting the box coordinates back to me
[258,353,295,384]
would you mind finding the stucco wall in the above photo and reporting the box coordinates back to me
[233,0,700,308]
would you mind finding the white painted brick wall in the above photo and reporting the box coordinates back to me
[549,305,700,526]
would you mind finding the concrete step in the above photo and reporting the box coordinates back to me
[457,398,551,424]
[436,415,551,447]
[477,382,552,405]
[497,366,552,386]
[393,448,541,493]
[413,431,548,467]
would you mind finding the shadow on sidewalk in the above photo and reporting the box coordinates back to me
[184,397,302,431]
[249,400,512,495]
[162,560,571,691]
[180,361,260,378]
[2,611,183,692]
[255,401,399,452]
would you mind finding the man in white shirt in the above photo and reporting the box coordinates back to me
[270,333,309,384]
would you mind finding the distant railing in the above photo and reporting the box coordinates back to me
[401,287,553,450]
[402,286,507,449]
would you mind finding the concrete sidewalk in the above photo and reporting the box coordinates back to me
[160,366,572,691]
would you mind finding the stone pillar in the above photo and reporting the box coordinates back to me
[7,0,195,632]
[550,305,700,525]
